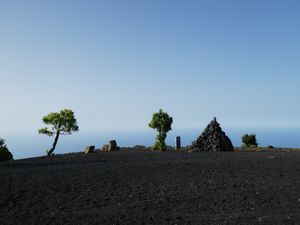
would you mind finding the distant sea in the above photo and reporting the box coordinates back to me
[4,127,300,159]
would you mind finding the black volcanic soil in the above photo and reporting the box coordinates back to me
[1,150,300,225]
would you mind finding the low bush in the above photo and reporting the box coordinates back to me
[241,134,258,147]
[0,139,13,161]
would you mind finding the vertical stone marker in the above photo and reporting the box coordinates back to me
[176,136,181,150]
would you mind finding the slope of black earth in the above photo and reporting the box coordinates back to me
[0,150,300,225]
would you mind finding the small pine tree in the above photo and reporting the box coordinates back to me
[39,109,79,156]
[149,109,173,151]
[241,134,258,147]
[0,139,13,161]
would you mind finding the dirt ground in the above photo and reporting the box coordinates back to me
[0,150,300,225]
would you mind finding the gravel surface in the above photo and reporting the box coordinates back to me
[0,150,300,225]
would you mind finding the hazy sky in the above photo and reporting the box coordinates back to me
[1,0,300,135]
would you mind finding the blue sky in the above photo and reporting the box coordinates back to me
[1,0,300,136]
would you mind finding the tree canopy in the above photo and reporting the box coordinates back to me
[39,109,79,136]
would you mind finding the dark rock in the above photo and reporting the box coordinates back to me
[102,140,119,152]
[101,144,109,152]
[189,117,234,152]
[108,140,119,151]
[85,146,95,154]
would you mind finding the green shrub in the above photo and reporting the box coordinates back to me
[149,109,173,151]
[241,134,258,147]
[0,139,13,161]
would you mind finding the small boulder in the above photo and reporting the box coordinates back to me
[102,144,109,152]
[85,145,95,154]
[102,140,119,152]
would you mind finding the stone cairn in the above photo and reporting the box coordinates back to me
[102,140,119,152]
[189,117,234,152]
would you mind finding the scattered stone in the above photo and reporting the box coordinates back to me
[101,144,109,152]
[94,148,101,152]
[133,145,146,149]
[85,145,95,154]
[102,140,119,152]
[189,117,234,152]
[102,144,109,152]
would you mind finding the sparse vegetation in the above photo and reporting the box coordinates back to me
[39,109,79,156]
[241,134,258,148]
[0,138,13,161]
[149,109,173,151]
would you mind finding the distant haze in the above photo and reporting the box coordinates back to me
[1,1,300,148]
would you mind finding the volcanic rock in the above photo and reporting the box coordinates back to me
[85,145,95,154]
[189,117,234,152]
[102,140,119,152]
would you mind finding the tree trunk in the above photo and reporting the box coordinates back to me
[47,132,60,156]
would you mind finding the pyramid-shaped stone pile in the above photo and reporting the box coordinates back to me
[189,117,234,152]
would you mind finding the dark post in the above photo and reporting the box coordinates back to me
[175,136,181,150]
